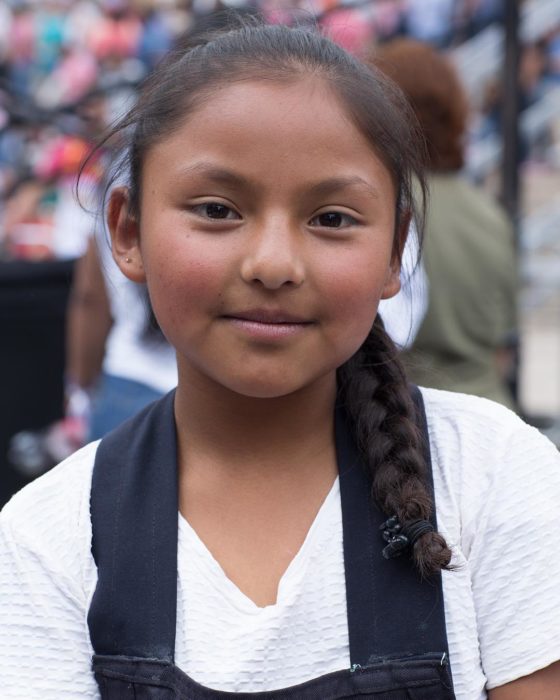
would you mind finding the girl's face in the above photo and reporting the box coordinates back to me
[110,77,404,399]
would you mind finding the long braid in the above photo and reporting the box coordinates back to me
[337,315,452,578]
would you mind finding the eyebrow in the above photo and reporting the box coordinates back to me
[176,162,380,199]
[306,176,380,200]
[177,163,249,189]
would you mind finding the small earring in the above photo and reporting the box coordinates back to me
[125,257,132,263]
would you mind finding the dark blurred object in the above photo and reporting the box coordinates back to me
[0,259,74,508]
[7,428,54,478]
[8,415,86,479]
[522,413,560,450]
[501,0,521,228]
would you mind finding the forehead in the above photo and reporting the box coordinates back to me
[142,77,395,197]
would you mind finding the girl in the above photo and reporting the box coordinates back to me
[1,22,560,700]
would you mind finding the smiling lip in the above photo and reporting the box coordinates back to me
[222,309,313,340]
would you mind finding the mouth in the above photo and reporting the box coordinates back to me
[221,309,314,340]
[224,309,312,324]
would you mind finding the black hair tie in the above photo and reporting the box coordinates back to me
[380,516,434,560]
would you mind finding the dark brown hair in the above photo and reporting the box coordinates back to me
[96,20,452,576]
[370,38,468,172]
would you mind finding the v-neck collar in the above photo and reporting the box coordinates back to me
[177,477,341,612]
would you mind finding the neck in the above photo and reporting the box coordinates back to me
[174,367,337,479]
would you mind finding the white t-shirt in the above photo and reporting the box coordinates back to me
[1,388,560,699]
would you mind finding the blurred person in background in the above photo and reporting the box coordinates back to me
[371,39,518,410]
[66,228,178,442]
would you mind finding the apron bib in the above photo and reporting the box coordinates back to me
[88,387,455,699]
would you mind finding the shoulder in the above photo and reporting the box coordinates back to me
[420,385,559,483]
[0,444,101,697]
[0,442,99,590]
[420,389,560,688]
[420,386,534,458]
[1,441,99,528]
[419,386,560,548]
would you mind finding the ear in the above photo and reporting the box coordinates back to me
[107,186,146,283]
[380,210,412,300]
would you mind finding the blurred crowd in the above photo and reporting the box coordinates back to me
[1,1,560,260]
[0,0,191,260]
[1,0,560,260]
[475,15,560,162]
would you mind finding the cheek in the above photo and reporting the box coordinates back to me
[140,231,230,328]
[322,243,393,314]
[320,249,392,353]
[330,275,382,338]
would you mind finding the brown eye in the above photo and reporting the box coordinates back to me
[309,211,358,228]
[205,203,232,219]
[191,202,241,220]
[319,212,342,227]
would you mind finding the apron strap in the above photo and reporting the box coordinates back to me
[337,385,451,667]
[88,390,179,663]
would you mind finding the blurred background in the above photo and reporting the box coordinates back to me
[1,0,559,507]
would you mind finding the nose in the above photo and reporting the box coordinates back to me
[240,217,305,290]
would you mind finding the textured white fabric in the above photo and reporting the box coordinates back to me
[175,480,349,692]
[1,388,560,699]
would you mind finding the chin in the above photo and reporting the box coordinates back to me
[220,366,336,401]
[226,380,304,401]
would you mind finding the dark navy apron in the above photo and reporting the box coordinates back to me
[88,386,455,699]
